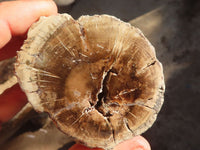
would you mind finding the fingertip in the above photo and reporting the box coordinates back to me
[114,136,151,150]
[35,0,58,17]
[0,0,58,36]
[69,137,151,150]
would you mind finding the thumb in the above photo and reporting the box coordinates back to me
[114,136,151,150]
[69,136,150,150]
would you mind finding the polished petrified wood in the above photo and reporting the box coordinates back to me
[15,14,165,149]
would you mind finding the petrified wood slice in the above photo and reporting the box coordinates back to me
[15,14,165,149]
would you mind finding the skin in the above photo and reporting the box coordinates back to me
[0,1,151,150]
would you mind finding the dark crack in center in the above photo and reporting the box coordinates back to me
[95,69,112,117]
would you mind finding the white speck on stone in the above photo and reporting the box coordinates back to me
[40,128,48,133]
[90,73,97,79]
[26,134,35,138]
[97,44,104,49]
[74,90,81,97]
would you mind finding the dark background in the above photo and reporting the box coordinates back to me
[58,0,200,150]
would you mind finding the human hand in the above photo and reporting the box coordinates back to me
[0,1,151,150]
[0,0,58,125]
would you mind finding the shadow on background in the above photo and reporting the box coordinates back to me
[141,0,200,149]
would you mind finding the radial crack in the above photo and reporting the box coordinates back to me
[136,60,157,76]
[146,60,156,68]
[123,118,133,133]
[125,102,158,113]
[106,118,116,144]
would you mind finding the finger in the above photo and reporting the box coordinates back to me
[0,0,58,49]
[69,144,103,150]
[69,136,151,150]
[114,136,151,150]
[0,84,27,123]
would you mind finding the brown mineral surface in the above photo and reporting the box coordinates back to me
[15,14,165,149]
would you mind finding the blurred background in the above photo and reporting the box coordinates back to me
[0,0,200,150]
